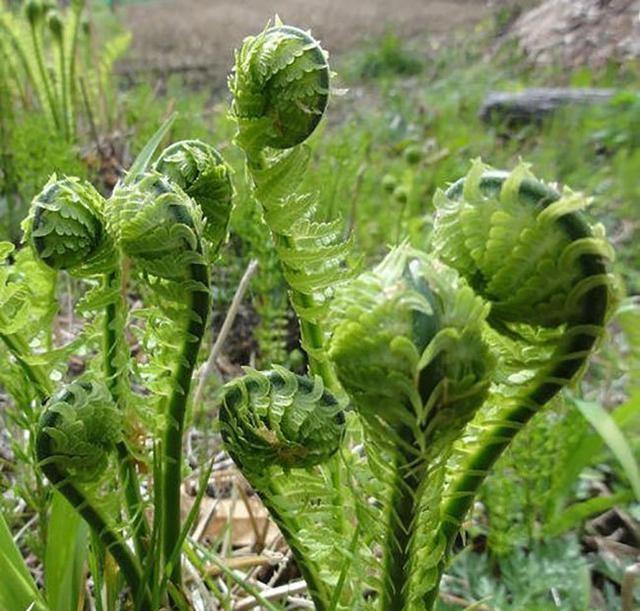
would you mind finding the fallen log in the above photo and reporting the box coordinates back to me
[479,87,616,125]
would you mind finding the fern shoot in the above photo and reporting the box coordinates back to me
[36,380,151,610]
[219,366,346,609]
[230,21,349,391]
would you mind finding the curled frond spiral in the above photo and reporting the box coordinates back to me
[229,21,330,151]
[110,170,212,587]
[23,175,116,275]
[424,161,616,608]
[153,140,234,252]
[432,159,614,329]
[328,244,493,609]
[230,23,349,387]
[218,366,347,609]
[219,366,345,476]
[329,243,493,445]
[36,379,121,483]
[108,171,206,281]
[36,379,150,608]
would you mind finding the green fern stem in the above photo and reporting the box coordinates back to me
[424,172,612,608]
[37,406,151,611]
[54,30,71,141]
[247,153,340,392]
[381,438,425,611]
[161,256,211,588]
[260,481,332,610]
[66,0,84,129]
[102,270,150,560]
[284,237,339,390]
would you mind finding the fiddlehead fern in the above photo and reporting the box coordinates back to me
[230,22,349,389]
[229,22,329,152]
[219,366,346,609]
[329,244,493,609]
[36,380,150,610]
[424,160,615,606]
[110,171,211,587]
[24,173,149,559]
[23,175,116,275]
[153,139,234,254]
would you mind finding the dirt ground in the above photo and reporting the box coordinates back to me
[120,0,498,81]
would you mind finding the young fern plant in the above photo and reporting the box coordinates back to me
[229,19,350,390]
[218,26,616,608]
[11,121,235,608]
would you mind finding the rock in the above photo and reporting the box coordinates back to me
[479,87,616,125]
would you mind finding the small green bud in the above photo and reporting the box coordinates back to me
[404,145,423,165]
[382,173,397,193]
[25,0,45,25]
[48,11,63,40]
[393,185,408,204]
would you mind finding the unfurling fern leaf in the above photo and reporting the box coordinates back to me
[230,22,349,389]
[37,379,121,483]
[36,379,150,609]
[229,22,329,151]
[23,175,116,275]
[153,139,234,254]
[329,244,493,609]
[110,168,212,587]
[423,160,616,607]
[219,366,347,609]
[219,366,345,473]
[109,171,206,282]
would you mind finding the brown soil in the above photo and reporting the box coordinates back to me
[119,0,497,82]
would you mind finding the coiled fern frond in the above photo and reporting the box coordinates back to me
[328,244,493,608]
[36,379,150,609]
[36,379,121,483]
[109,171,206,282]
[153,139,234,254]
[23,175,116,275]
[219,366,345,473]
[110,165,213,588]
[219,366,349,609]
[422,160,616,607]
[229,20,330,151]
[230,22,350,387]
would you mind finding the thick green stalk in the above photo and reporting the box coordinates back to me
[161,257,210,589]
[261,481,331,610]
[380,438,424,611]
[102,270,149,560]
[38,448,150,610]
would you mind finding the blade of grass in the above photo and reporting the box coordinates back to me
[124,113,176,184]
[45,492,89,611]
[0,510,47,610]
[573,398,640,501]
